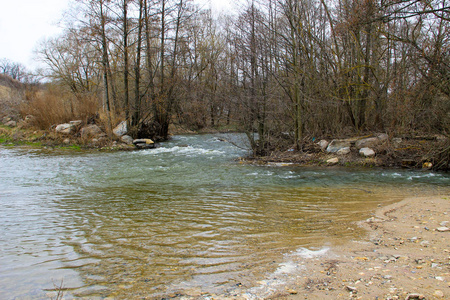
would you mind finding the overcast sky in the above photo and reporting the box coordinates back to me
[0,0,233,71]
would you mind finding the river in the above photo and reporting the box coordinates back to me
[1,133,449,299]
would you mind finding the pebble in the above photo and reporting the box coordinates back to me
[436,227,449,232]
[433,290,444,298]
[285,287,298,294]
[420,241,430,247]
[405,293,425,299]
[346,286,357,292]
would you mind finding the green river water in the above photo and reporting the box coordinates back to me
[1,133,449,299]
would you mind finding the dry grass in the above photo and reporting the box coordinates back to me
[21,87,99,130]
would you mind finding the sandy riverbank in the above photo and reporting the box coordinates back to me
[240,195,450,300]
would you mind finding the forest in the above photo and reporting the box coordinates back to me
[2,0,449,159]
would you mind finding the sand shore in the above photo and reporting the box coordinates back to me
[171,195,449,300]
[248,195,450,300]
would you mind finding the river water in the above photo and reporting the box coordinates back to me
[1,134,449,299]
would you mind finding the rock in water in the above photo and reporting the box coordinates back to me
[133,138,155,149]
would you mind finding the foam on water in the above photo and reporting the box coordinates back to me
[293,246,331,259]
[137,145,225,157]
[244,247,331,299]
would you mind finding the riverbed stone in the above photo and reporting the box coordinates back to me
[436,226,449,232]
[317,140,329,151]
[113,121,128,137]
[55,123,76,134]
[355,137,379,149]
[80,124,104,139]
[359,147,375,157]
[121,135,133,144]
[337,147,351,155]
[355,134,389,149]
[434,290,444,298]
[326,157,339,165]
[326,139,352,153]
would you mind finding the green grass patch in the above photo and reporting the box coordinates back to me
[59,144,82,150]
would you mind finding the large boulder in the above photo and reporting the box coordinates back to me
[113,121,128,137]
[326,139,352,153]
[80,124,104,139]
[55,123,76,135]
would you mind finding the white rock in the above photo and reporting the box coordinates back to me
[326,157,339,165]
[359,147,375,157]
[326,139,351,153]
[433,290,444,298]
[55,123,76,135]
[113,121,128,137]
[69,120,82,126]
[346,286,357,292]
[317,140,329,151]
[337,147,351,155]
[436,227,450,232]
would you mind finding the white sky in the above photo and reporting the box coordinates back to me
[0,0,234,71]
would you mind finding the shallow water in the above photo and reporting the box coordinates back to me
[0,134,449,299]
